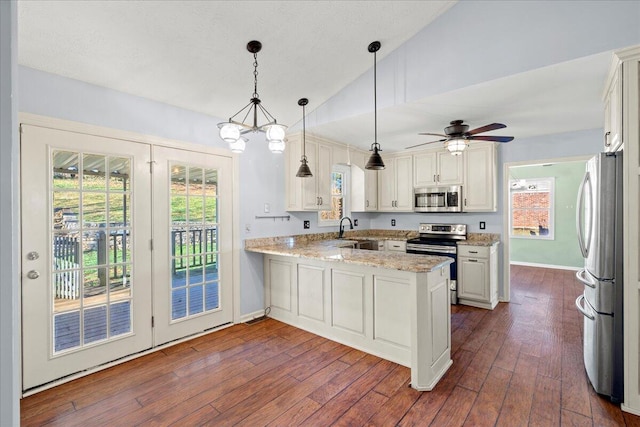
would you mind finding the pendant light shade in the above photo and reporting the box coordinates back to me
[365,142,385,170]
[217,41,287,153]
[296,98,313,178]
[365,41,385,170]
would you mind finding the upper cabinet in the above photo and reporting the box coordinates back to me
[603,60,622,152]
[463,142,497,212]
[413,149,463,187]
[285,134,332,211]
[378,154,413,211]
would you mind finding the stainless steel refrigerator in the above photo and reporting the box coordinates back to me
[575,151,623,402]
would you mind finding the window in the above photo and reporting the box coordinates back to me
[318,165,350,226]
[510,177,554,239]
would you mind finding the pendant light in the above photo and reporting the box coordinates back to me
[217,40,287,154]
[296,98,313,177]
[365,41,385,170]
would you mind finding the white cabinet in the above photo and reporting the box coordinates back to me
[285,134,333,211]
[603,64,622,152]
[350,149,378,212]
[385,240,406,252]
[463,142,497,212]
[378,154,413,211]
[413,150,463,188]
[457,244,498,309]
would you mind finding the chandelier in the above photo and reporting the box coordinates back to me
[218,40,287,154]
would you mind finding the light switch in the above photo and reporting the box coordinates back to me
[264,203,270,213]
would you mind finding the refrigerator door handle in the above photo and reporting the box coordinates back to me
[576,171,591,258]
[576,294,595,320]
[576,268,596,289]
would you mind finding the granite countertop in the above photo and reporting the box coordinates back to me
[461,233,501,247]
[244,230,451,273]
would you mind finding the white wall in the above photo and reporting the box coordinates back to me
[0,1,20,425]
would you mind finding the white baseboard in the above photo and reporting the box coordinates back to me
[240,309,267,323]
[622,404,640,416]
[510,261,581,271]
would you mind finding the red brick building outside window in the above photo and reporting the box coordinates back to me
[510,178,554,239]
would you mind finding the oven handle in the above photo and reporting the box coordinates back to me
[406,244,457,254]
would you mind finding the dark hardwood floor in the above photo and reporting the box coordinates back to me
[21,265,640,426]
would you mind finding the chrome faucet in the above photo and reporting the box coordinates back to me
[338,216,353,239]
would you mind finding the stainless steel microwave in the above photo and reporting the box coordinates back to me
[414,186,462,212]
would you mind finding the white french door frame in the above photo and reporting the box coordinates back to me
[19,113,241,393]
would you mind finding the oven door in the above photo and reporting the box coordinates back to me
[406,244,457,282]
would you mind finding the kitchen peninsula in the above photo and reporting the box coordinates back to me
[245,231,454,391]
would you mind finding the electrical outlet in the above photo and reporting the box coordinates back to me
[354,219,358,227]
[480,221,486,230]
[391,219,396,227]
[303,220,310,229]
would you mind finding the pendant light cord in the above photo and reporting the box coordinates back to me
[302,102,306,157]
[374,48,377,146]
[253,52,259,99]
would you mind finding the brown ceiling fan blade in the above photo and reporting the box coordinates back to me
[405,139,446,149]
[418,132,447,137]
[466,123,506,135]
[469,135,514,143]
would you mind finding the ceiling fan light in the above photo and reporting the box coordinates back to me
[268,139,286,154]
[447,138,467,155]
[229,137,247,153]
[218,122,241,143]
[265,124,287,142]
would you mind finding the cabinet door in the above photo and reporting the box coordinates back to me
[301,140,320,210]
[458,257,488,301]
[413,152,438,187]
[395,155,414,211]
[285,134,303,211]
[463,143,496,212]
[378,158,396,211]
[437,151,463,185]
[365,168,378,211]
[316,143,333,210]
[604,68,621,152]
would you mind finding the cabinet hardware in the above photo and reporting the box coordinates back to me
[437,174,440,182]
[469,251,478,254]
[464,198,467,206]
[433,174,436,182]
[366,200,369,208]
[604,131,611,147]
[468,259,478,262]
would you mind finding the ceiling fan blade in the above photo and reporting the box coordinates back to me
[466,123,506,135]
[405,139,446,149]
[418,132,447,137]
[469,135,514,143]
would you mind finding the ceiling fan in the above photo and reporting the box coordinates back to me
[406,120,514,154]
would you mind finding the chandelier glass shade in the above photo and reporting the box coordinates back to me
[218,41,286,154]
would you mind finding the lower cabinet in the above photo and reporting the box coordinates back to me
[385,240,407,252]
[263,254,452,390]
[457,244,499,309]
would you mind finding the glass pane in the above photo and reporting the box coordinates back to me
[83,193,107,228]
[188,196,204,223]
[204,169,217,196]
[53,151,79,190]
[171,165,187,193]
[205,255,218,281]
[188,167,204,195]
[205,282,219,311]
[189,285,204,315]
[204,227,217,253]
[172,228,187,257]
[84,305,107,344]
[83,267,108,305]
[171,196,187,223]
[109,193,130,227]
[172,288,187,320]
[82,232,99,268]
[108,157,131,191]
[171,257,187,288]
[53,233,81,271]
[204,197,217,223]
[53,271,81,312]
[82,154,106,191]
[110,301,131,336]
[189,261,204,285]
[108,230,131,264]
[188,228,203,255]
[332,172,343,195]
[54,311,80,352]
[53,192,80,230]
[110,264,131,300]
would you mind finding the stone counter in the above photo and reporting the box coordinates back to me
[462,233,501,246]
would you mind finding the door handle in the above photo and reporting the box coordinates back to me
[576,172,590,258]
[27,251,40,261]
[576,269,596,289]
[575,294,595,320]
[27,270,40,280]
[604,131,611,147]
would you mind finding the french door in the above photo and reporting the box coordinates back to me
[21,124,233,391]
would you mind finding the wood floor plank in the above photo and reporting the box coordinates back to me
[20,266,640,427]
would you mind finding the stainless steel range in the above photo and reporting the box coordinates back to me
[406,223,467,304]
